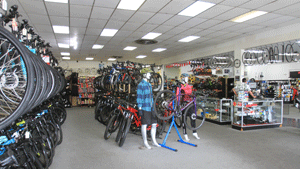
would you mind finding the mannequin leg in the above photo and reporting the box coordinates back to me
[182,115,189,141]
[141,125,151,149]
[192,130,200,139]
[151,124,161,147]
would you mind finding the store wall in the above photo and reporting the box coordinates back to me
[164,66,180,79]
[180,65,234,77]
[245,62,300,80]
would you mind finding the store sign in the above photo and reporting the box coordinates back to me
[289,71,300,78]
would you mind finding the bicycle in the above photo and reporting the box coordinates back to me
[154,82,206,130]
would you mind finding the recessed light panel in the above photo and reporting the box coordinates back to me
[178,36,200,42]
[117,0,145,11]
[141,32,162,40]
[152,48,167,52]
[100,29,118,37]
[53,25,69,34]
[61,52,70,56]
[58,43,70,48]
[45,0,68,3]
[123,46,137,51]
[92,44,104,49]
[62,57,70,60]
[108,58,116,61]
[230,11,267,23]
[178,1,215,17]
[86,57,94,60]
[136,55,147,59]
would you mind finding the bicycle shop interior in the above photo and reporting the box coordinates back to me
[1,0,300,168]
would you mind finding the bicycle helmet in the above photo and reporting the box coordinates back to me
[140,67,153,74]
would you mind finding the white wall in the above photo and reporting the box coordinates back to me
[246,62,300,80]
[164,66,180,79]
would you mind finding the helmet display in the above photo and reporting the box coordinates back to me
[140,67,153,74]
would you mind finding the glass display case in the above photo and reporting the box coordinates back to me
[232,99,283,131]
[201,98,233,124]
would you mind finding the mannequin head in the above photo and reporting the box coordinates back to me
[181,73,189,84]
[144,72,151,80]
[141,68,153,81]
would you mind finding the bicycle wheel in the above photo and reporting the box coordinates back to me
[115,117,125,143]
[174,117,182,128]
[94,101,104,122]
[156,119,166,137]
[119,115,132,147]
[150,73,162,92]
[0,26,34,130]
[183,103,206,130]
[285,44,294,62]
[154,90,177,120]
[104,113,121,140]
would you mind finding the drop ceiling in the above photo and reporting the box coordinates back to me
[8,0,300,62]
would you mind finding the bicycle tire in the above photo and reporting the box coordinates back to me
[119,116,132,147]
[150,73,162,92]
[0,26,34,130]
[104,113,121,140]
[183,104,206,130]
[156,119,166,137]
[174,117,182,128]
[115,117,125,143]
[153,90,177,120]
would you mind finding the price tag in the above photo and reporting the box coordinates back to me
[25,131,30,139]
[2,0,7,11]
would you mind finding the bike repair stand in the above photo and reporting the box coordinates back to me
[159,116,197,152]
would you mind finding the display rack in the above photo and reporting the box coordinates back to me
[232,99,283,131]
[78,76,95,106]
[202,98,233,125]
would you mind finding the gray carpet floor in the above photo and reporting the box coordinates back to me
[50,107,300,169]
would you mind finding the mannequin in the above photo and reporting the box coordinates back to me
[137,69,160,150]
[179,75,200,141]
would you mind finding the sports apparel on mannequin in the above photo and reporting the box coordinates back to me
[137,69,160,150]
[178,74,200,141]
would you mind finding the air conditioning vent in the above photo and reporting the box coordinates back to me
[135,39,157,45]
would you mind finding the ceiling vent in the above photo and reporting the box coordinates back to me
[135,39,158,45]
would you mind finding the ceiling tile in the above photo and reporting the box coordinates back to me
[85,28,102,35]
[19,0,47,15]
[91,7,114,19]
[194,19,223,29]
[87,19,107,29]
[214,7,250,21]
[70,0,94,6]
[110,9,135,22]
[197,5,234,19]
[28,14,50,25]
[152,25,174,33]
[239,0,277,9]
[180,28,203,35]
[225,23,252,32]
[139,0,171,12]
[50,16,69,26]
[209,21,237,31]
[165,27,189,35]
[218,32,243,39]
[235,25,266,33]
[257,0,300,12]
[114,30,133,37]
[45,2,68,17]
[135,24,158,32]
[244,13,282,25]
[70,27,87,35]
[205,31,228,38]
[128,31,146,39]
[128,11,156,23]
[156,34,175,41]
[195,29,217,37]
[160,0,195,14]
[259,16,297,27]
[94,0,120,8]
[120,22,143,31]
[35,24,53,33]
[70,5,92,18]
[180,18,207,28]
[55,34,70,40]
[84,35,98,41]
[163,15,191,26]
[70,18,89,27]
[277,18,300,27]
[105,20,125,29]
[220,0,251,7]
[146,13,174,25]
[273,2,300,15]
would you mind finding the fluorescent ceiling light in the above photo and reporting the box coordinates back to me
[231,11,268,23]
[108,58,116,61]
[100,29,118,37]
[117,0,145,11]
[92,44,104,49]
[178,36,200,42]
[45,0,68,3]
[152,48,167,52]
[141,32,162,40]
[86,57,94,60]
[123,46,137,51]
[61,52,70,56]
[62,57,70,60]
[136,55,147,59]
[53,25,69,34]
[58,43,69,48]
[178,1,215,17]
